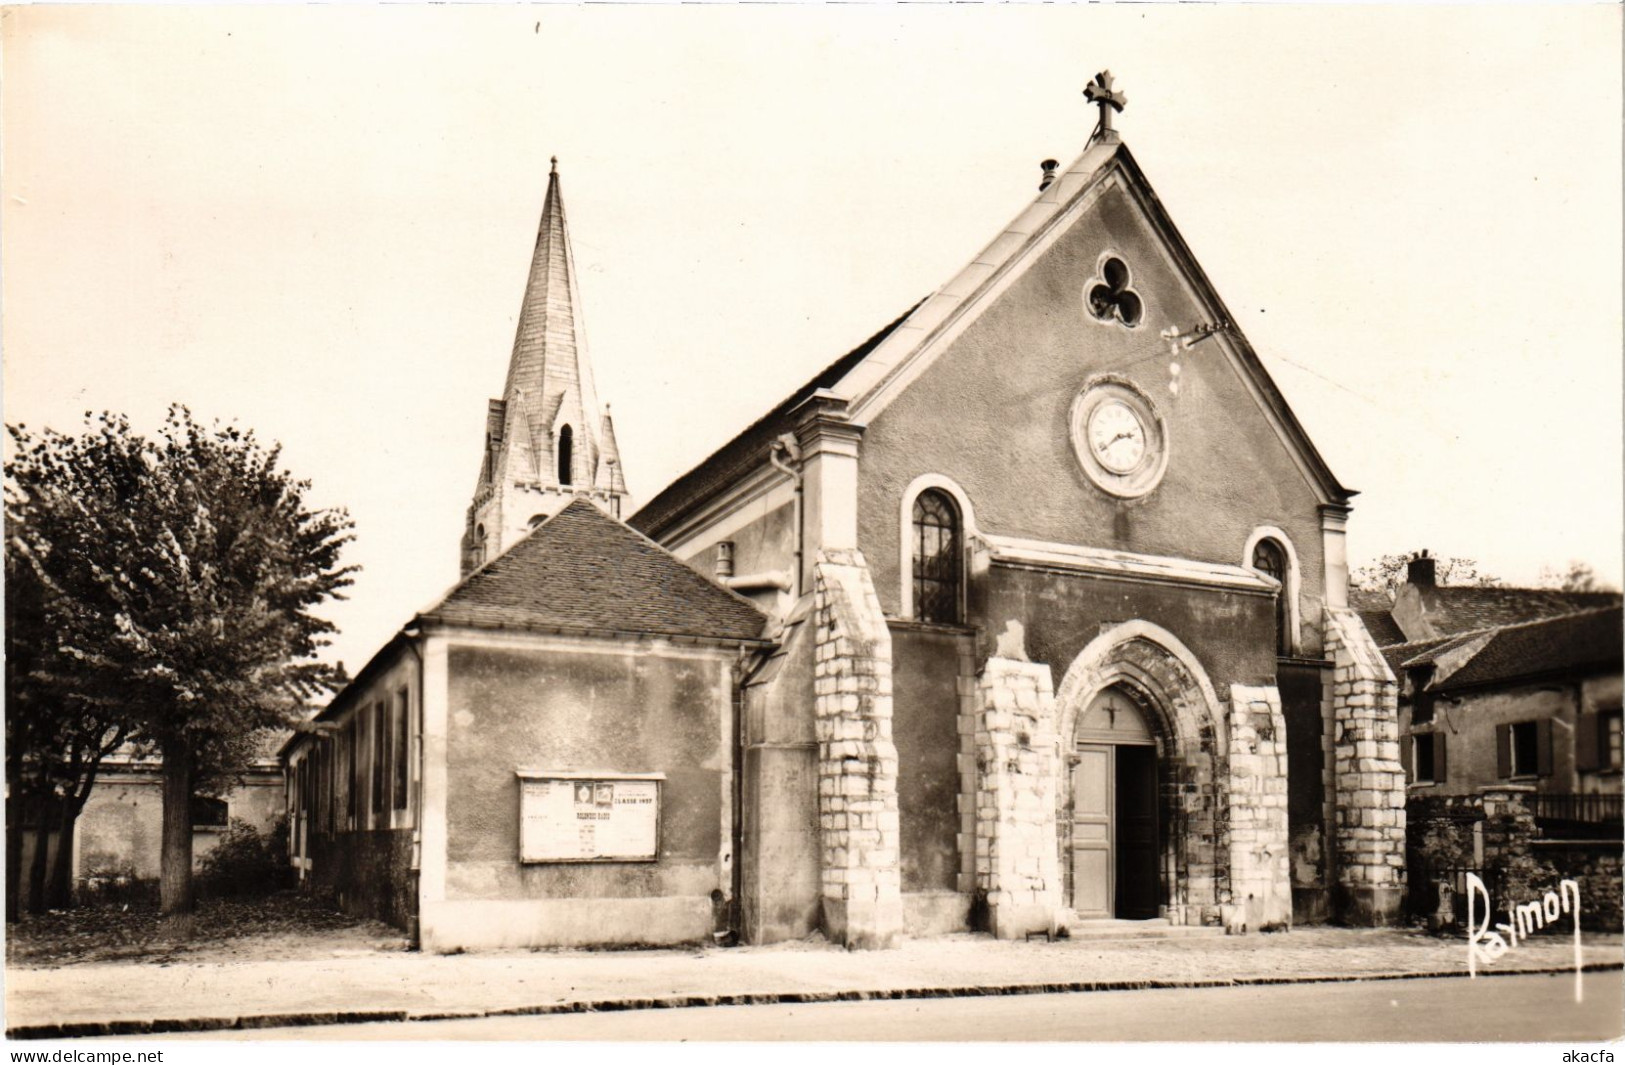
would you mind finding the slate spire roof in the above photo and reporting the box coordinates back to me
[490,158,604,493]
[463,159,631,574]
[426,498,767,643]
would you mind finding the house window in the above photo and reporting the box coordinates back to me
[1412,732,1446,785]
[372,700,388,820]
[1607,711,1623,771]
[1251,538,1289,656]
[1499,719,1552,779]
[557,425,574,486]
[912,489,962,625]
[345,717,358,826]
[191,794,229,829]
[393,688,410,813]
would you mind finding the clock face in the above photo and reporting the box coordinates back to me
[1069,377,1169,499]
[1088,400,1146,474]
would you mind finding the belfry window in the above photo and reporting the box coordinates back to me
[1252,538,1289,656]
[912,489,962,625]
[557,425,574,486]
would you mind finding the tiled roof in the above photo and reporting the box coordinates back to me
[630,304,920,538]
[420,498,767,643]
[1417,585,1621,635]
[1360,610,1406,647]
[1432,606,1622,692]
[1381,635,1458,680]
[1348,590,1405,647]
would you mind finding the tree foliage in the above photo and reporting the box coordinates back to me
[4,407,356,922]
[1349,553,1501,598]
[1537,560,1615,593]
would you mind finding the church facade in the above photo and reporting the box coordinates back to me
[629,82,1404,945]
[285,81,1405,950]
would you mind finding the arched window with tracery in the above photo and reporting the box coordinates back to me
[1252,538,1289,656]
[557,425,574,486]
[912,489,962,625]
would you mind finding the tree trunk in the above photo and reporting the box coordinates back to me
[26,794,50,915]
[6,791,25,923]
[45,794,81,910]
[159,740,196,937]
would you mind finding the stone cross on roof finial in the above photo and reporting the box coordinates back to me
[1084,70,1126,140]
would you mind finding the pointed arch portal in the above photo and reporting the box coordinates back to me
[1055,621,1228,926]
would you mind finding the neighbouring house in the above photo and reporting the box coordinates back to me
[1356,552,1622,803]
[281,498,768,948]
[286,80,1410,951]
[1357,551,1622,927]
[15,743,284,911]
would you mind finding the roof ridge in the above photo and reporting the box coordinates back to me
[1469,602,1622,635]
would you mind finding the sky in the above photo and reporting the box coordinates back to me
[4,4,1622,675]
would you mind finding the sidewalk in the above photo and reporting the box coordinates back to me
[6,927,1621,1039]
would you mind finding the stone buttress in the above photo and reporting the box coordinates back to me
[812,548,903,949]
[1325,605,1406,924]
[1225,683,1293,931]
[975,657,1063,938]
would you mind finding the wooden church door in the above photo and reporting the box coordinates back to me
[1072,687,1160,919]
[1070,745,1113,916]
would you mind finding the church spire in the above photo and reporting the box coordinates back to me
[461,158,630,575]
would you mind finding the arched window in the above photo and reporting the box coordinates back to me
[912,489,962,625]
[556,425,574,486]
[1252,538,1289,656]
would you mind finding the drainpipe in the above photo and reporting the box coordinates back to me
[401,626,425,952]
[768,434,804,600]
[728,648,750,945]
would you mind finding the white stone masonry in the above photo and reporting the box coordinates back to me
[812,549,903,950]
[1325,605,1407,924]
[1226,684,1293,932]
[975,657,1062,939]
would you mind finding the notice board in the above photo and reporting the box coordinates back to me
[517,772,661,862]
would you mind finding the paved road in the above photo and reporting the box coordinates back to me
[152,971,1622,1041]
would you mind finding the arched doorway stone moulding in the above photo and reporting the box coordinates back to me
[1053,620,1230,927]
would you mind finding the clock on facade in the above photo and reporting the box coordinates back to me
[1069,376,1169,498]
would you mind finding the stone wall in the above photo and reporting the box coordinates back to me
[1408,785,1622,932]
[974,657,1062,938]
[1325,605,1406,924]
[812,549,903,949]
[1226,684,1292,931]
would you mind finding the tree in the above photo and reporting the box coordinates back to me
[4,538,133,917]
[1350,553,1501,598]
[4,408,355,931]
[1537,560,1616,593]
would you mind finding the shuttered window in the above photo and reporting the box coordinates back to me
[1412,732,1446,784]
[1497,719,1553,779]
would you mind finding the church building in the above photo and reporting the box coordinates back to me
[285,76,1405,951]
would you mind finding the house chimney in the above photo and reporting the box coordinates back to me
[1407,549,1436,587]
[1039,159,1059,192]
[715,541,735,580]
